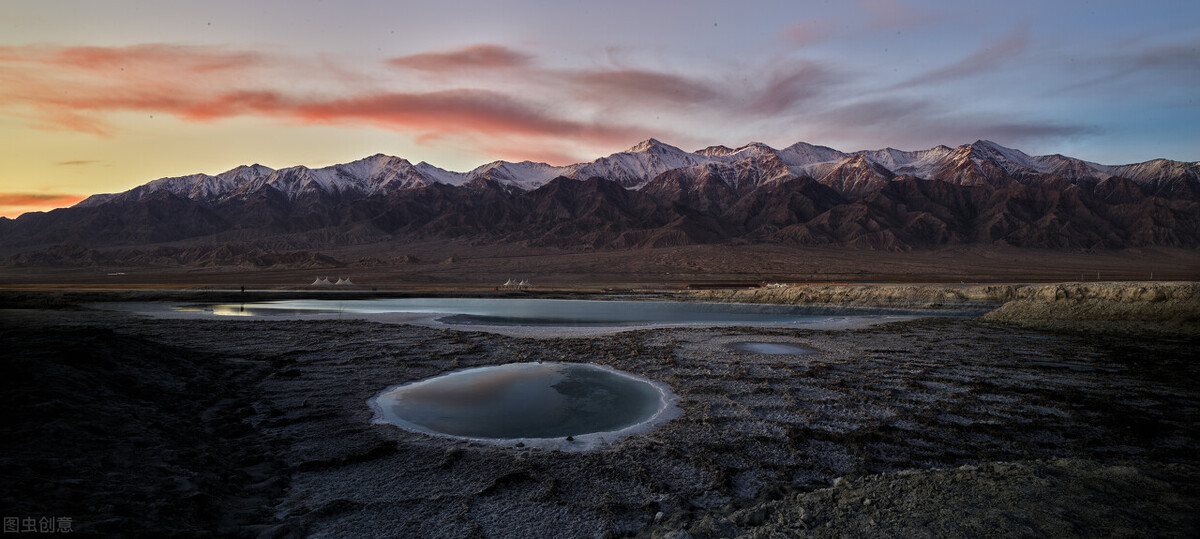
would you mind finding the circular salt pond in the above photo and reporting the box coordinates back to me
[370,363,676,445]
[726,342,816,355]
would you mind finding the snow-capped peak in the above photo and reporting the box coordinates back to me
[218,163,274,182]
[696,145,737,157]
[965,140,1039,174]
[73,139,1198,209]
[468,160,569,189]
[568,138,711,188]
[414,161,468,186]
[625,138,671,153]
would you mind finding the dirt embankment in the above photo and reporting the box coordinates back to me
[692,284,1016,309]
[693,282,1200,336]
[981,282,1200,335]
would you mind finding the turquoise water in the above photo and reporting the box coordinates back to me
[175,297,954,327]
[370,363,668,440]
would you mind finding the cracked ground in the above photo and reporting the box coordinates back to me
[2,309,1197,537]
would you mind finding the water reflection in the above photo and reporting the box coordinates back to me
[175,303,342,317]
[371,363,669,440]
[175,298,911,327]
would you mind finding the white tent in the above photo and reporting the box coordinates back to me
[311,276,332,286]
[335,277,354,285]
[518,280,532,289]
[502,279,515,288]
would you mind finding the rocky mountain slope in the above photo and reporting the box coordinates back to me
[2,140,1197,262]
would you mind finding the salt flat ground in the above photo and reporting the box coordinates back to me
[1,297,1196,537]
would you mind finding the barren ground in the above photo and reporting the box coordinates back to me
[1,244,1196,290]
[1,286,1197,537]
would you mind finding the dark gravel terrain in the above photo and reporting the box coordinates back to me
[1,305,1196,537]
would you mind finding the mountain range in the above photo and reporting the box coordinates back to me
[2,139,1198,265]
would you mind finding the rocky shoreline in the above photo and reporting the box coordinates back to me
[1,287,1197,537]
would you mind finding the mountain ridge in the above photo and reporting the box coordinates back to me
[3,139,1197,259]
[71,139,1200,208]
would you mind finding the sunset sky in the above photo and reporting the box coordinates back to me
[1,0,1197,218]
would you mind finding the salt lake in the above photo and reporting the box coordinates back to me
[167,297,979,334]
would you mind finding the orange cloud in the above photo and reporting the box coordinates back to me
[0,194,85,206]
[293,90,650,147]
[46,44,262,73]
[388,44,532,72]
[0,44,273,135]
[0,42,844,165]
[0,43,651,154]
[0,193,86,218]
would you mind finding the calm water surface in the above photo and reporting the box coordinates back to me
[371,363,669,440]
[175,297,958,327]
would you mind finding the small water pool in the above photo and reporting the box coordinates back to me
[369,363,677,447]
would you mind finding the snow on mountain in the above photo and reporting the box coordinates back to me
[676,141,842,190]
[76,164,276,207]
[565,138,714,188]
[817,154,897,197]
[143,173,227,201]
[73,140,1197,209]
[967,140,1040,175]
[695,144,739,157]
[1101,159,1200,185]
[1029,154,1111,183]
[311,154,443,195]
[715,143,795,189]
[774,141,847,176]
[854,145,955,180]
[414,162,468,186]
[467,160,570,189]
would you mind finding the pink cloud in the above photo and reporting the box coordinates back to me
[47,44,262,73]
[782,20,834,46]
[0,42,886,167]
[0,43,650,156]
[0,44,274,135]
[287,90,647,146]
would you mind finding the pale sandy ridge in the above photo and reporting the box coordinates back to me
[692,281,1200,336]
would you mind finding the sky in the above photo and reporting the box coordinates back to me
[1,0,1197,218]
